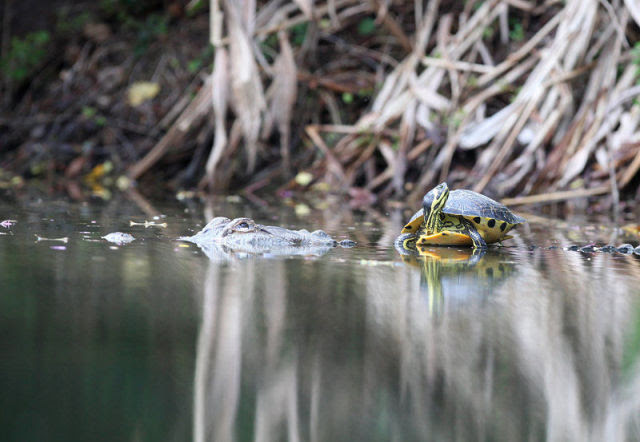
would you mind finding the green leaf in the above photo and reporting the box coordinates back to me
[82,106,97,118]
[357,17,376,36]
[187,59,202,73]
[509,23,524,42]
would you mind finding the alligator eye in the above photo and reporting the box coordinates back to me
[237,222,249,229]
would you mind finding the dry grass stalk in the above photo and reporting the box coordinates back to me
[267,31,297,174]
[501,186,610,206]
[303,0,640,207]
[130,0,640,206]
[203,48,229,187]
[226,0,266,173]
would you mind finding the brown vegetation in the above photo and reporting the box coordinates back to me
[2,0,640,207]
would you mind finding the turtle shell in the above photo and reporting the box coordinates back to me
[401,189,526,234]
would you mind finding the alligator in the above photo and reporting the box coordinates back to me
[179,216,355,259]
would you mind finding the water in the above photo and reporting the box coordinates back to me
[2,195,640,441]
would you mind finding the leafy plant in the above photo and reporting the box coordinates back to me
[188,45,214,73]
[99,0,167,54]
[133,13,168,54]
[510,22,524,42]
[291,23,308,46]
[56,10,93,33]
[0,31,51,81]
[357,17,376,36]
[342,92,354,104]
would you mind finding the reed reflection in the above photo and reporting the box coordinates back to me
[192,236,640,441]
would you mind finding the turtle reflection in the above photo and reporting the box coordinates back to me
[396,241,515,314]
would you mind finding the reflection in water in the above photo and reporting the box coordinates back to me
[188,240,337,261]
[194,246,640,441]
[3,197,640,441]
[395,244,514,315]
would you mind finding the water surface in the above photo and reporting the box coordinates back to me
[2,195,640,441]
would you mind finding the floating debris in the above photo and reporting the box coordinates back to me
[35,235,68,243]
[176,190,196,200]
[102,232,135,245]
[129,220,167,228]
[616,244,635,254]
[225,195,242,203]
[563,243,640,254]
[295,203,311,217]
[0,219,16,228]
[295,171,314,186]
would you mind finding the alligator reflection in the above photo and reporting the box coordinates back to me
[192,241,640,441]
[397,244,515,316]
[188,240,337,260]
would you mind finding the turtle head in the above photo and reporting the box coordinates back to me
[422,182,450,215]
[422,182,450,232]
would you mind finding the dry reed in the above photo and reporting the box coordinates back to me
[131,0,640,206]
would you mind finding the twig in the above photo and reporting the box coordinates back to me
[500,186,610,206]
[377,6,413,52]
[128,76,212,180]
[473,98,538,192]
[219,0,360,44]
[541,62,596,88]
[421,56,493,73]
[505,0,535,11]
[619,142,640,188]
[305,125,346,181]
[407,138,433,161]
[477,12,562,87]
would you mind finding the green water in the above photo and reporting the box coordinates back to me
[2,195,640,441]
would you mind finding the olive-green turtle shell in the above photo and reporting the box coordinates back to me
[402,189,526,234]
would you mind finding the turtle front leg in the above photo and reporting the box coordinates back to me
[462,219,487,250]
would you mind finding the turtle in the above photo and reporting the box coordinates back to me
[399,182,526,250]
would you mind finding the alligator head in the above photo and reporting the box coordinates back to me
[179,216,355,259]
